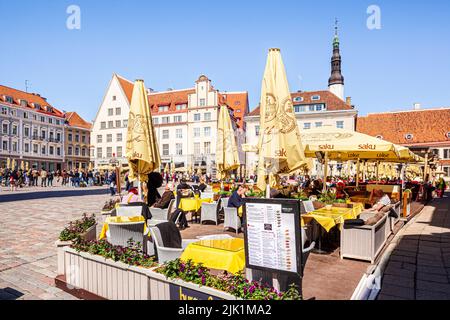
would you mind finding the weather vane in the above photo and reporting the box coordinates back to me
[335,18,339,35]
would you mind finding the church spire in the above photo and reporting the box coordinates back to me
[328,18,345,100]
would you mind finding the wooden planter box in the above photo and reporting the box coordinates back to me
[60,247,239,300]
[55,224,97,275]
[340,214,390,264]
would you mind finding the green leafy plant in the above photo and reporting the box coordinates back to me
[59,213,96,241]
[318,191,337,205]
[155,259,302,300]
[71,238,157,268]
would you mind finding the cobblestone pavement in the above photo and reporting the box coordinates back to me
[378,193,450,300]
[0,187,112,300]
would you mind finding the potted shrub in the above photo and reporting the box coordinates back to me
[319,191,337,210]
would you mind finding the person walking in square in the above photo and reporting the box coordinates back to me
[40,168,48,187]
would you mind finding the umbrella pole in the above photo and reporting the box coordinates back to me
[356,158,360,188]
[323,152,329,193]
[138,176,142,201]
[376,161,379,182]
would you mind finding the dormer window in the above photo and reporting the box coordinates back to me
[405,133,414,140]
[376,135,383,140]
[20,99,28,107]
[34,103,41,110]
[47,106,53,113]
[446,132,450,139]
[311,95,320,101]
[293,97,304,102]
[159,105,169,112]
[5,96,13,104]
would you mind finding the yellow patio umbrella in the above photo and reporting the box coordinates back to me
[197,168,202,176]
[6,157,11,169]
[88,162,93,171]
[170,162,175,175]
[25,162,30,171]
[256,48,306,193]
[164,163,169,173]
[11,159,16,170]
[20,161,25,171]
[126,79,161,197]
[216,105,240,180]
[78,162,82,172]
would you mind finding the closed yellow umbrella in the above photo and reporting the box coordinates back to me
[88,162,93,171]
[126,79,161,195]
[216,105,240,180]
[164,163,169,173]
[26,162,30,171]
[78,162,82,172]
[171,162,175,175]
[6,157,11,169]
[20,161,25,171]
[197,168,202,176]
[11,159,16,170]
[256,48,306,192]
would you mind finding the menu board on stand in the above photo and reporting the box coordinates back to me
[243,198,303,292]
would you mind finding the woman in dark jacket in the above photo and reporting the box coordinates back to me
[146,172,163,207]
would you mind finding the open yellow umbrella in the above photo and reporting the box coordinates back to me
[126,79,161,196]
[256,48,306,192]
[216,105,240,180]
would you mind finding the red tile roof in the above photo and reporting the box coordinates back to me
[356,108,450,145]
[148,89,196,113]
[65,112,92,130]
[116,74,134,104]
[247,90,353,116]
[219,92,249,128]
[0,84,65,118]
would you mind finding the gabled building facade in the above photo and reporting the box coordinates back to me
[64,112,92,170]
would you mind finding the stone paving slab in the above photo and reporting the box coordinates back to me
[378,193,450,300]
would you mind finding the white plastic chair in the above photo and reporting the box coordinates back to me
[223,207,241,234]
[108,221,145,249]
[200,202,220,225]
[148,227,197,264]
[148,199,174,226]
[116,206,143,217]
[201,192,214,200]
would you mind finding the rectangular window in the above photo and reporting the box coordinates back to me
[2,123,8,134]
[162,144,169,156]
[24,127,30,137]
[116,133,122,142]
[153,117,159,125]
[176,143,183,155]
[24,143,29,153]
[12,125,18,135]
[75,147,80,156]
[162,117,170,124]
[97,147,103,158]
[57,147,61,156]
[194,143,200,155]
[108,108,113,116]
[315,122,323,128]
[336,121,344,129]
[255,125,260,136]
[2,141,7,151]
[81,148,86,156]
[294,105,305,113]
[97,135,102,143]
[199,99,206,106]
[75,134,79,143]
[176,104,187,110]
[204,141,211,154]
[117,146,122,158]
[56,132,61,142]
[101,122,106,129]
[304,123,311,130]
[1,107,7,115]
[49,146,54,155]
[68,133,73,142]
[123,119,128,127]
[174,115,182,123]
[194,128,200,137]
[49,118,53,124]
[194,113,201,121]
[108,121,114,128]
[68,146,73,155]
[115,107,121,115]
[41,146,46,155]
[106,147,112,158]
[176,129,182,139]
[204,112,211,121]
[204,127,211,137]
[159,106,169,112]
[81,135,86,144]
[308,105,315,112]
[115,120,121,128]
[12,141,18,152]
[33,144,38,154]
[162,130,169,139]
[41,131,46,139]
[23,112,28,119]
[443,149,450,159]
[56,120,60,125]
[107,134,112,142]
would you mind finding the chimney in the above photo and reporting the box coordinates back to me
[346,97,352,106]
[413,103,421,110]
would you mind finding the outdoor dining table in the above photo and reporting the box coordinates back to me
[99,215,148,240]
[301,204,364,232]
[180,238,245,274]
[178,197,212,212]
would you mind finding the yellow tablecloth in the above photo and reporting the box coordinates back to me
[180,238,245,274]
[301,205,362,232]
[99,216,148,240]
[179,198,212,212]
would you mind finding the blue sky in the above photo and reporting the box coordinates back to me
[1,0,449,122]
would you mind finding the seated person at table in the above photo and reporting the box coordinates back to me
[177,178,192,191]
[170,179,192,230]
[367,190,391,213]
[153,183,175,209]
[121,187,140,204]
[198,178,208,193]
[228,185,248,222]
